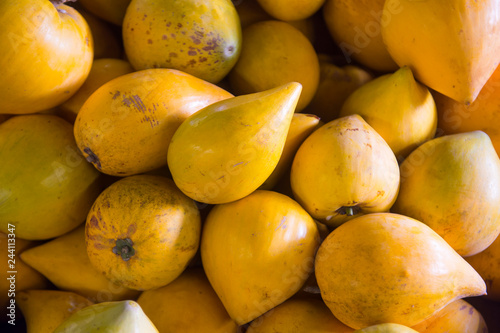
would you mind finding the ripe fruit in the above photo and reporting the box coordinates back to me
[86,175,201,291]
[315,213,486,329]
[256,0,325,21]
[201,190,320,325]
[168,82,301,204]
[291,114,400,228]
[123,0,241,83]
[0,0,93,114]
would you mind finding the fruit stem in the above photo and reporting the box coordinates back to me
[112,238,135,261]
[336,205,361,217]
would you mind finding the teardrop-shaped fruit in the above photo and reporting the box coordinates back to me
[322,0,398,72]
[20,225,140,302]
[315,213,486,329]
[436,64,500,157]
[201,190,320,325]
[381,0,500,104]
[354,323,419,333]
[290,114,400,228]
[246,296,354,333]
[0,115,102,240]
[1,234,49,320]
[228,20,319,112]
[411,299,488,333]
[392,131,500,257]
[74,68,233,176]
[17,290,94,333]
[137,268,238,333]
[305,54,373,123]
[86,175,201,291]
[123,0,241,83]
[168,82,301,204]
[339,66,437,159]
[256,0,325,21]
[0,0,93,114]
[54,300,159,333]
[59,58,134,123]
[259,113,321,190]
[466,233,500,301]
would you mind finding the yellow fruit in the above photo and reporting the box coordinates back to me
[137,268,238,332]
[354,323,418,333]
[78,9,123,59]
[466,233,500,301]
[0,115,102,240]
[0,0,93,114]
[247,296,354,332]
[1,234,49,320]
[411,299,488,333]
[78,0,131,26]
[256,0,325,21]
[381,0,500,104]
[436,64,500,157]
[123,0,241,83]
[74,68,233,176]
[59,58,134,123]
[305,54,373,123]
[54,300,159,333]
[322,0,398,72]
[20,225,140,302]
[168,82,301,204]
[339,66,437,159]
[228,20,319,112]
[393,131,500,257]
[201,190,320,325]
[291,114,400,228]
[259,113,321,190]
[86,175,201,291]
[315,213,486,329]
[17,290,94,333]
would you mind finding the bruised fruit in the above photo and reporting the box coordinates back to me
[315,213,486,329]
[291,114,400,228]
[168,82,301,204]
[201,190,320,325]
[86,175,201,291]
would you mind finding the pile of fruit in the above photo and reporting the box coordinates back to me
[1,0,500,332]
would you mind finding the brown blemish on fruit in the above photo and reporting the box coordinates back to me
[83,147,101,170]
[169,52,178,58]
[127,223,137,236]
[162,34,168,40]
[188,50,197,56]
[199,57,207,62]
[89,215,100,230]
[147,39,153,44]
[111,91,121,100]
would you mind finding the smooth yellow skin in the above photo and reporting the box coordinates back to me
[436,64,500,157]
[323,0,398,72]
[340,66,437,160]
[315,213,486,330]
[393,131,500,257]
[0,0,93,114]
[355,323,418,333]
[0,115,102,240]
[201,190,320,325]
[466,233,500,301]
[59,58,134,123]
[78,0,131,26]
[168,82,301,204]
[137,268,238,333]
[123,0,241,83]
[17,290,94,333]
[74,68,233,176]
[229,20,319,112]
[305,54,373,123]
[86,175,201,291]
[291,114,400,228]
[1,234,49,318]
[381,0,500,104]
[78,9,123,59]
[247,296,354,332]
[257,0,325,21]
[54,301,159,333]
[20,225,140,302]
[259,113,321,190]
[411,299,488,333]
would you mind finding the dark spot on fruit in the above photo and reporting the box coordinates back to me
[146,30,150,35]
[171,33,176,38]
[131,28,134,31]
[469,307,474,315]
[227,45,234,53]
[111,91,121,100]
[188,50,197,56]
[169,52,178,58]
[148,39,153,44]
[89,215,100,230]
[162,34,168,40]
[166,22,171,27]
[85,36,89,46]
[83,147,101,170]
[177,23,182,28]
[187,59,197,67]
[199,57,207,62]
